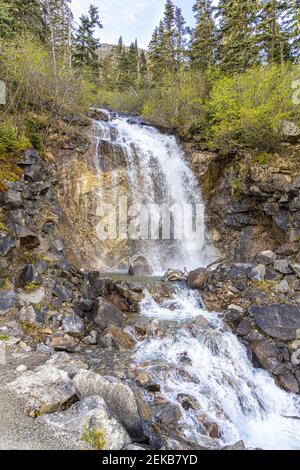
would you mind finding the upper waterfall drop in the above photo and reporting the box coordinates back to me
[92,112,217,274]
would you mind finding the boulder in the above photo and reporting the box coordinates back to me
[49,334,78,352]
[291,264,300,278]
[88,108,111,122]
[44,352,88,378]
[7,365,76,417]
[99,325,136,350]
[93,298,124,330]
[41,396,131,450]
[274,259,293,275]
[0,290,16,315]
[19,305,39,325]
[187,268,208,290]
[281,120,300,143]
[247,264,266,282]
[19,148,40,166]
[256,250,277,265]
[277,374,299,394]
[73,370,144,441]
[250,340,281,369]
[1,190,23,209]
[249,304,300,341]
[157,404,182,429]
[17,264,42,288]
[52,283,71,302]
[62,312,85,337]
[129,255,153,276]
[162,269,187,282]
[0,234,15,257]
[222,441,246,451]
[18,286,45,306]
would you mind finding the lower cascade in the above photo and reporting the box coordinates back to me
[137,286,300,450]
[94,112,300,450]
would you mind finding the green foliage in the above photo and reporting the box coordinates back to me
[81,427,106,450]
[0,334,9,341]
[191,0,216,71]
[0,119,30,157]
[209,64,298,151]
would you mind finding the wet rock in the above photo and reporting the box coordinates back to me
[99,325,136,350]
[249,304,300,341]
[0,290,16,315]
[93,298,124,330]
[256,250,277,265]
[49,334,78,352]
[177,394,200,411]
[41,395,131,450]
[129,255,153,276]
[44,352,88,378]
[291,349,300,366]
[0,234,15,257]
[251,340,281,369]
[146,283,174,303]
[236,318,253,337]
[162,269,187,282]
[187,268,208,290]
[88,108,111,122]
[17,264,42,288]
[222,441,246,450]
[73,370,144,441]
[198,414,220,438]
[7,365,76,417]
[274,259,293,275]
[157,404,182,429]
[62,312,85,337]
[277,374,299,394]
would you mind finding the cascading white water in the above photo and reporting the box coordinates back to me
[93,114,217,273]
[136,288,300,450]
[93,111,300,450]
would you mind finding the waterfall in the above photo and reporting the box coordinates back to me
[93,114,217,273]
[92,111,300,450]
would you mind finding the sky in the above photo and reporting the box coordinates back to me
[71,0,196,49]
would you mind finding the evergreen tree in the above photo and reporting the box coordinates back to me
[128,39,139,86]
[73,4,102,73]
[138,49,148,86]
[174,7,187,68]
[161,0,176,71]
[190,0,216,71]
[0,0,46,39]
[148,25,163,80]
[258,0,296,63]
[217,0,259,73]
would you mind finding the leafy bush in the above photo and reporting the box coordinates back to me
[209,65,298,151]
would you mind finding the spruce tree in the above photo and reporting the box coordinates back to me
[73,4,102,73]
[161,0,176,71]
[174,7,187,69]
[217,0,259,73]
[148,25,163,80]
[190,0,216,71]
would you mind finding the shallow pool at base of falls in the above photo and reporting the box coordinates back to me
[134,288,300,450]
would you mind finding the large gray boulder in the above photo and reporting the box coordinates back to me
[7,365,77,417]
[41,395,131,450]
[249,304,300,341]
[93,298,124,330]
[73,370,144,441]
[129,255,153,276]
[0,234,15,257]
[62,312,85,337]
[187,268,208,290]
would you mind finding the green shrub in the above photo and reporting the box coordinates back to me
[209,65,298,152]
